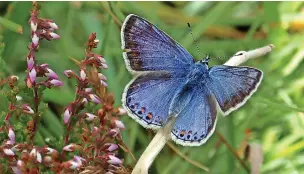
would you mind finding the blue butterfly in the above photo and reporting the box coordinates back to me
[121,14,263,146]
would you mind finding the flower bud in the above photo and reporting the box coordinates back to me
[30,148,42,163]
[117,107,127,115]
[3,149,15,156]
[27,55,35,70]
[63,144,77,152]
[29,68,37,83]
[30,21,38,32]
[114,120,125,129]
[63,107,72,124]
[7,128,15,145]
[48,22,58,30]
[98,73,107,80]
[80,70,86,81]
[104,143,118,152]
[88,94,101,104]
[49,79,63,87]
[84,88,92,93]
[45,68,58,79]
[50,32,60,39]
[107,155,122,165]
[101,63,108,69]
[32,33,39,47]
[64,70,74,78]
[22,104,34,115]
[85,113,97,121]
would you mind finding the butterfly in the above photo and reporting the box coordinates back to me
[121,14,263,146]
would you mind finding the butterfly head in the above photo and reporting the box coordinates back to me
[199,55,210,66]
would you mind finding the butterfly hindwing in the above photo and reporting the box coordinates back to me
[121,14,194,73]
[122,72,186,130]
[207,65,263,115]
[169,84,217,146]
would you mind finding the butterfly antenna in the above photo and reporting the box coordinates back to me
[187,23,201,58]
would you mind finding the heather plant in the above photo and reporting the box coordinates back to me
[0,2,130,173]
[1,1,304,174]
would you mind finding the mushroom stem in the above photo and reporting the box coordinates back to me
[131,44,275,174]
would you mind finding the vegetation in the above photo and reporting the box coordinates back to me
[0,1,303,174]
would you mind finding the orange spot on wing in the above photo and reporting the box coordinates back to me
[141,107,146,113]
[180,130,185,136]
[147,112,153,119]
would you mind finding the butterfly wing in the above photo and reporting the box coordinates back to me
[122,72,186,130]
[170,85,217,146]
[121,14,194,73]
[207,65,263,115]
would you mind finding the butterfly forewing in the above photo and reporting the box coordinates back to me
[121,14,194,73]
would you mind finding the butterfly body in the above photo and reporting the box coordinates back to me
[121,14,263,146]
[186,62,209,85]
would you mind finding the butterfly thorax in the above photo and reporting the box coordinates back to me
[185,62,209,86]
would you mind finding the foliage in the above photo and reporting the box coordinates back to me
[0,2,129,173]
[0,1,304,174]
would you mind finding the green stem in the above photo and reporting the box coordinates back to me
[216,130,250,173]
[30,86,40,143]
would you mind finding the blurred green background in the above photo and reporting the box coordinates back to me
[1,1,304,174]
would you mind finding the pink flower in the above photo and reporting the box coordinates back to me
[50,32,60,39]
[107,155,122,165]
[11,166,22,174]
[22,104,34,114]
[30,148,42,163]
[80,70,86,81]
[85,113,97,121]
[109,128,120,137]
[98,73,107,80]
[68,161,81,169]
[84,88,92,93]
[45,68,58,79]
[27,55,35,70]
[45,147,57,155]
[100,80,108,87]
[63,144,76,152]
[48,22,58,30]
[32,33,39,47]
[101,63,108,69]
[64,70,73,77]
[3,149,15,156]
[40,63,49,68]
[74,155,86,164]
[115,120,125,129]
[17,160,24,167]
[30,21,38,32]
[117,107,127,115]
[88,94,101,104]
[63,107,72,124]
[50,79,63,86]
[29,68,37,83]
[96,55,106,64]
[104,143,118,152]
[7,128,15,145]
